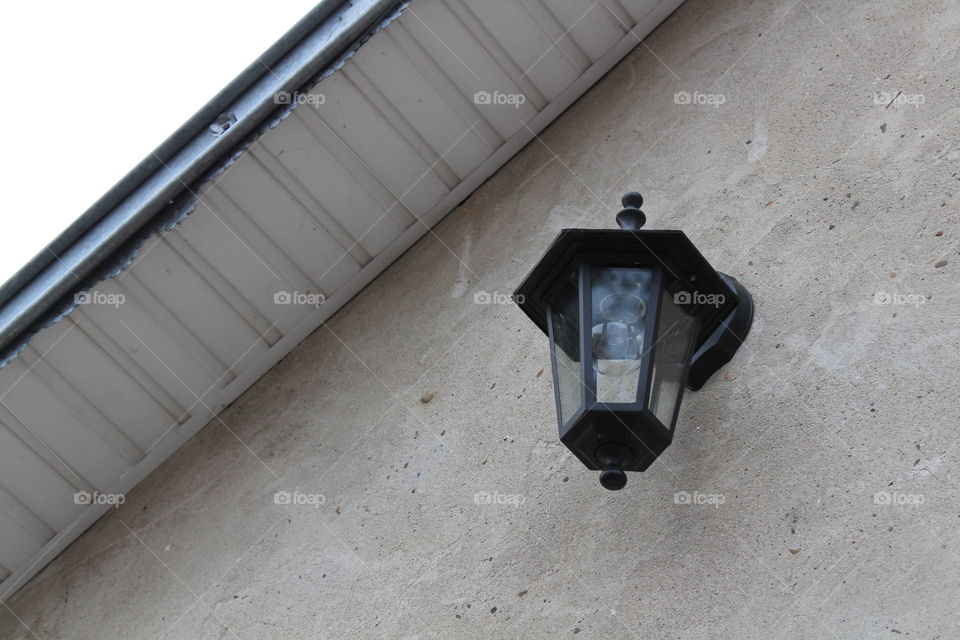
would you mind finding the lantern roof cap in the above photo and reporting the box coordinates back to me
[513,228,738,352]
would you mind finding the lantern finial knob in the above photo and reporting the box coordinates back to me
[616,191,646,230]
[599,469,627,490]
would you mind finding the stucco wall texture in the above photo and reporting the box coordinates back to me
[3,0,960,638]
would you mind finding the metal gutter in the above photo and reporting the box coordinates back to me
[0,0,406,363]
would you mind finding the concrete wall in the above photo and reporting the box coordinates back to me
[3,0,959,638]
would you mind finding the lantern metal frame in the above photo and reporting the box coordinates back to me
[514,193,753,489]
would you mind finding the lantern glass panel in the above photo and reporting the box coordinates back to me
[648,287,699,428]
[589,266,654,404]
[547,270,582,428]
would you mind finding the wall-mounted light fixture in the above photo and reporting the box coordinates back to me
[514,193,753,490]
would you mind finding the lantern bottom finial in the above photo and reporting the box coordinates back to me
[599,469,628,491]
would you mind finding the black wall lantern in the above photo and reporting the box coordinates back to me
[514,192,753,490]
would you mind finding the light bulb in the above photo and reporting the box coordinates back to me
[592,291,645,372]
[592,321,642,363]
[590,275,649,402]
